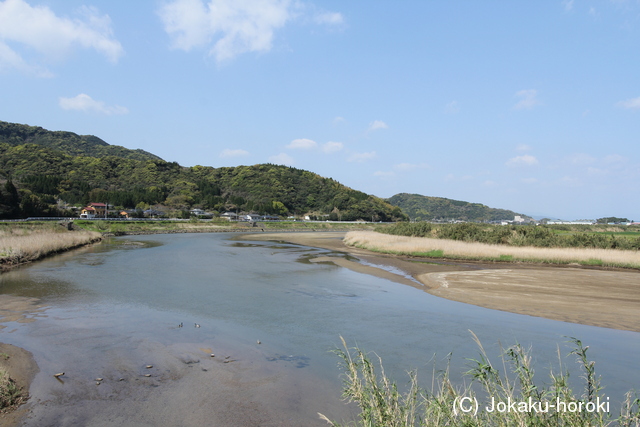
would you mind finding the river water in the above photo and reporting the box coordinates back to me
[0,233,638,426]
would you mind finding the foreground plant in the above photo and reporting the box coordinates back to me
[0,368,26,412]
[319,334,640,427]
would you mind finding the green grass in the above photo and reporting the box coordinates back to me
[73,219,377,235]
[415,249,445,258]
[320,335,640,427]
[0,368,24,411]
[499,254,514,261]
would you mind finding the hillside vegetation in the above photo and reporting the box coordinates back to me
[387,192,525,222]
[0,121,406,221]
[0,120,162,162]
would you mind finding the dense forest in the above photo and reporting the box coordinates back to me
[387,192,526,222]
[0,121,406,221]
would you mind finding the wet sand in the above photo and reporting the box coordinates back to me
[240,232,640,333]
[0,343,38,427]
[0,293,346,426]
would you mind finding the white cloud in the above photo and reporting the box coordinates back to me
[0,0,123,75]
[286,138,317,149]
[0,41,51,76]
[322,141,343,153]
[617,96,640,109]
[513,89,540,110]
[314,11,344,25]
[333,116,346,125]
[562,0,574,12]
[348,151,376,162]
[158,0,343,63]
[268,152,294,165]
[220,148,249,157]
[158,0,292,62]
[516,144,532,151]
[59,94,128,115]
[506,154,539,167]
[444,100,459,114]
[368,120,388,131]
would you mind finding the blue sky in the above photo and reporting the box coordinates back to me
[1,0,639,220]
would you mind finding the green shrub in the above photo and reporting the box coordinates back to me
[321,336,640,427]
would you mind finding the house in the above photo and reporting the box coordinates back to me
[79,206,96,219]
[119,211,129,218]
[220,212,238,220]
[80,202,107,219]
[244,213,261,222]
[89,202,107,216]
[144,209,164,218]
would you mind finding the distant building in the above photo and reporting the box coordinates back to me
[80,206,96,219]
[144,209,164,218]
[220,212,238,220]
[80,202,107,219]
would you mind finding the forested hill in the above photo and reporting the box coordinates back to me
[387,193,526,222]
[0,121,162,162]
[0,121,406,221]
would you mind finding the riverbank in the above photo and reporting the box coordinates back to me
[0,342,38,426]
[239,231,640,332]
[74,219,377,236]
[0,223,102,273]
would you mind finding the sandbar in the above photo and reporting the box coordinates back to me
[240,231,640,333]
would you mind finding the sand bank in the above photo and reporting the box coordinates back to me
[240,232,640,332]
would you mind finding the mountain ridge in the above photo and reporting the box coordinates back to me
[386,192,527,222]
[1,120,528,221]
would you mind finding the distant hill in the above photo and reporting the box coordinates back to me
[0,120,406,221]
[0,121,162,162]
[387,193,527,222]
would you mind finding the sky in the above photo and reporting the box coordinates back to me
[1,0,639,221]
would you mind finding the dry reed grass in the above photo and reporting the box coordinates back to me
[344,231,640,269]
[0,228,102,267]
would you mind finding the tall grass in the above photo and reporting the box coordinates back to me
[344,231,640,269]
[0,223,101,267]
[377,223,640,250]
[319,335,640,427]
[0,368,24,411]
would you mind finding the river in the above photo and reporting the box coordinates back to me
[0,233,638,426]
